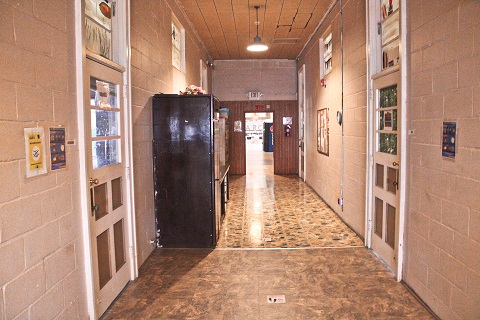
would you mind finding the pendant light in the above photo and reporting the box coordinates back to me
[247,6,268,52]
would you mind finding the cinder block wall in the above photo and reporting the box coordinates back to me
[404,1,480,319]
[213,60,297,101]
[0,1,87,319]
[130,0,213,266]
[296,0,367,236]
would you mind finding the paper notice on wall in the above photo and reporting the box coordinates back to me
[234,120,242,132]
[24,127,47,178]
[442,121,456,159]
[50,127,67,171]
[96,80,110,108]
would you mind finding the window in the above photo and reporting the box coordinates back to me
[85,0,113,60]
[323,33,333,76]
[319,31,332,79]
[380,0,400,70]
[172,18,185,72]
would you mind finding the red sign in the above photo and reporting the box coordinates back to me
[255,105,264,110]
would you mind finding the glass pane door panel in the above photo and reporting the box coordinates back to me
[97,229,112,289]
[375,197,383,238]
[92,139,121,169]
[91,110,119,137]
[94,182,108,220]
[113,219,126,272]
[379,85,397,108]
[89,77,118,109]
[379,110,397,131]
[386,204,396,248]
[379,133,397,155]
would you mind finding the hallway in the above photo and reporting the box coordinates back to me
[217,142,363,249]
[101,147,436,319]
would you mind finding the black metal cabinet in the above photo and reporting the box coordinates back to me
[152,94,220,248]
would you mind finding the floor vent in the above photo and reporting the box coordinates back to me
[267,295,286,303]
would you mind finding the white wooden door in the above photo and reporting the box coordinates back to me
[298,65,306,180]
[371,70,401,273]
[85,58,130,316]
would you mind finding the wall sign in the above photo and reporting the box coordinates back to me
[50,127,67,170]
[442,121,456,159]
[317,108,329,156]
[234,120,242,132]
[24,127,47,178]
[282,117,292,125]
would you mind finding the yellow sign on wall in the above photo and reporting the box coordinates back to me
[24,127,47,177]
[28,133,43,170]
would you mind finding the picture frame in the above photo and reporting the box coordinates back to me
[317,108,329,155]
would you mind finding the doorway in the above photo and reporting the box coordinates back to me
[245,112,274,175]
[85,58,131,317]
[298,64,306,181]
[371,70,401,274]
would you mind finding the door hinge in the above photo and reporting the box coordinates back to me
[368,155,374,168]
[377,22,382,35]
[123,84,127,98]
[126,167,131,180]
[369,87,373,101]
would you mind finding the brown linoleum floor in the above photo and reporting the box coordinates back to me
[102,248,435,319]
[101,144,436,319]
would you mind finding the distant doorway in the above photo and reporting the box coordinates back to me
[245,112,273,175]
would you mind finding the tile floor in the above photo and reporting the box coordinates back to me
[101,145,436,319]
[218,142,363,249]
[102,248,435,319]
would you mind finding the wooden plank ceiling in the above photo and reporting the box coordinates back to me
[177,0,334,60]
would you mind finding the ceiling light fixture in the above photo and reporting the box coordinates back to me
[247,6,268,52]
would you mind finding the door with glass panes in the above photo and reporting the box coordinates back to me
[372,70,401,273]
[85,58,130,316]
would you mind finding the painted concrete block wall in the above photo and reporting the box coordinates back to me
[130,0,212,266]
[0,1,87,319]
[404,1,480,319]
[297,0,367,236]
[213,60,297,101]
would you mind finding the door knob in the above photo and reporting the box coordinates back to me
[89,178,99,186]
[392,161,399,166]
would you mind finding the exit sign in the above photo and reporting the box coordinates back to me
[255,105,264,110]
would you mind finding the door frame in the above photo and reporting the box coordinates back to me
[298,64,306,181]
[74,0,137,318]
[365,0,407,281]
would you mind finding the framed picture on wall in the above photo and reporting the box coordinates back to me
[317,108,329,155]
